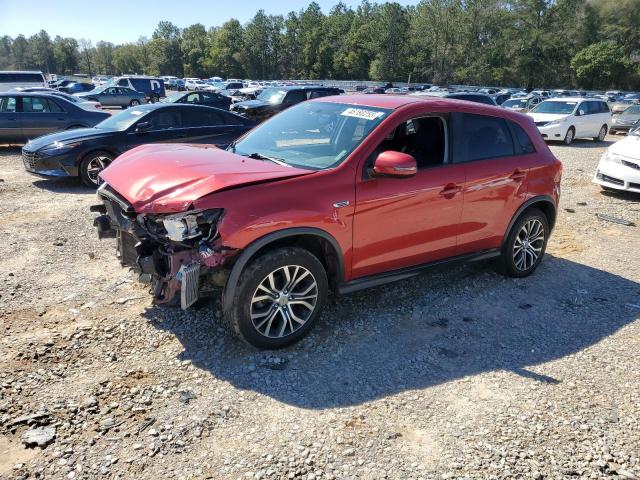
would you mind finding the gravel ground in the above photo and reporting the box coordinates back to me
[0,136,639,480]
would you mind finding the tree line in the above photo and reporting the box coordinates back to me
[1,0,639,90]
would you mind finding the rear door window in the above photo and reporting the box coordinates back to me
[452,113,515,162]
[22,97,52,113]
[0,96,17,112]
[508,121,536,154]
[46,98,64,113]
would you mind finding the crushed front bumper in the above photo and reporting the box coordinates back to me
[91,184,237,308]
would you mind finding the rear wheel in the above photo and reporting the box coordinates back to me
[224,247,328,349]
[149,94,159,104]
[495,208,549,278]
[563,127,575,145]
[129,99,141,107]
[594,125,607,142]
[79,151,114,188]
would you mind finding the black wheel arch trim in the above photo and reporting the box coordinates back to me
[222,227,345,311]
[502,195,556,247]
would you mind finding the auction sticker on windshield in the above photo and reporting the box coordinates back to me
[341,107,384,121]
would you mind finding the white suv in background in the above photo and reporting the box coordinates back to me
[528,98,612,145]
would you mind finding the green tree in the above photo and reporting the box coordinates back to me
[53,36,79,75]
[29,30,56,74]
[571,41,632,89]
[207,20,246,78]
[369,2,409,81]
[150,21,183,76]
[181,23,209,77]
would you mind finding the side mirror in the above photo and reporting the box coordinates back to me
[577,109,585,116]
[135,121,152,133]
[372,151,417,178]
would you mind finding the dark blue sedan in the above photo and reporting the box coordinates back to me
[0,92,110,144]
[21,103,254,187]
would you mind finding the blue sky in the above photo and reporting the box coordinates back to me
[1,0,417,44]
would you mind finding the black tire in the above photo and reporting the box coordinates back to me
[149,94,159,104]
[130,99,141,107]
[79,150,114,188]
[563,127,575,145]
[224,247,328,349]
[593,125,607,142]
[494,208,549,278]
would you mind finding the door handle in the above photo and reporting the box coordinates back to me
[439,183,462,198]
[510,169,526,182]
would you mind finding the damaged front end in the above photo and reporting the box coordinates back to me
[91,183,237,309]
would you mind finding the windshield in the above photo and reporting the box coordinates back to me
[230,102,390,170]
[621,105,640,117]
[256,88,287,104]
[531,101,577,115]
[94,108,148,131]
[503,99,527,108]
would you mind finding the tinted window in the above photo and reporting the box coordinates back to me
[600,102,610,113]
[147,109,181,130]
[509,121,536,154]
[451,94,494,106]
[0,96,16,112]
[308,90,334,99]
[117,79,128,87]
[182,108,223,127]
[0,72,44,83]
[22,97,55,113]
[586,102,600,115]
[46,98,63,113]
[453,113,514,162]
[201,92,221,102]
[185,93,200,103]
[284,90,307,105]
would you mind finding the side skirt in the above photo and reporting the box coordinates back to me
[338,249,501,295]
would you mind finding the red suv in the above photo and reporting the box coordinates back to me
[92,95,561,349]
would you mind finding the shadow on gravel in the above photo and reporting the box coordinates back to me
[553,139,615,149]
[145,255,640,409]
[31,178,94,194]
[0,145,22,155]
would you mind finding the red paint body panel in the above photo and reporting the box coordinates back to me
[101,95,561,284]
[99,143,312,214]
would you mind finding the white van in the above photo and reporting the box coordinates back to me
[0,71,47,92]
[528,97,612,145]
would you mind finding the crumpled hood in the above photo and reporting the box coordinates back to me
[99,144,313,214]
[24,128,114,151]
[528,113,570,123]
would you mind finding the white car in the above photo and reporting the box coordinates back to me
[593,128,640,193]
[185,79,209,91]
[528,97,612,145]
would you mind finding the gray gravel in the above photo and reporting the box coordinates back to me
[0,136,639,479]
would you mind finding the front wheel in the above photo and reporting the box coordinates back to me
[148,94,159,104]
[563,127,575,145]
[224,247,328,349]
[594,125,607,142]
[130,99,141,107]
[495,208,549,278]
[79,151,114,188]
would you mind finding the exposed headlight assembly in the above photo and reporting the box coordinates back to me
[157,209,223,242]
[42,140,81,152]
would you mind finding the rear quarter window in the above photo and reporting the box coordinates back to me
[508,121,536,154]
[452,113,515,162]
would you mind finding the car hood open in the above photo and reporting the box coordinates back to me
[99,144,313,214]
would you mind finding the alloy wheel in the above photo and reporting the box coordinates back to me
[250,265,318,338]
[86,155,112,185]
[512,218,545,271]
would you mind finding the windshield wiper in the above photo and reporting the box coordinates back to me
[246,152,290,167]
